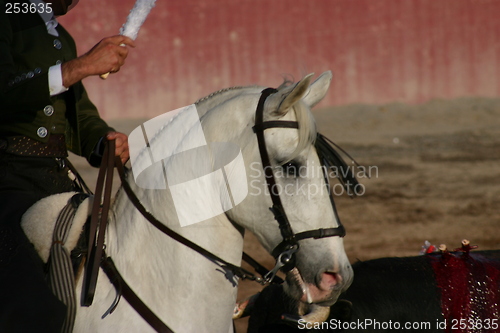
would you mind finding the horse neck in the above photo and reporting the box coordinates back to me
[105,88,260,286]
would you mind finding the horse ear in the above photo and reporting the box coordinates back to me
[302,71,332,108]
[266,73,314,118]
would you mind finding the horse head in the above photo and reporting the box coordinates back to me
[225,71,354,320]
[74,71,354,332]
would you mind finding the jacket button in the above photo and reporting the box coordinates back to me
[43,105,54,116]
[37,127,48,138]
[27,71,34,79]
[34,67,42,74]
[53,39,62,50]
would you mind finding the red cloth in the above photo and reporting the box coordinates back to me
[429,251,500,333]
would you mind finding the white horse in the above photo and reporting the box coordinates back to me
[38,71,353,332]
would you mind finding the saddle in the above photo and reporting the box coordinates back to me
[21,191,92,265]
[21,191,92,333]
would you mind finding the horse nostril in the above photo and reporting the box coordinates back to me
[320,272,340,291]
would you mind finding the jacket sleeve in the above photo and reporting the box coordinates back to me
[70,82,114,166]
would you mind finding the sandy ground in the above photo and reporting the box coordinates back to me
[68,97,500,332]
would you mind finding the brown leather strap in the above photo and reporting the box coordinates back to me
[252,88,296,246]
[82,140,115,306]
[100,255,174,333]
[252,120,298,133]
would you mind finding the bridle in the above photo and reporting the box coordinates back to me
[81,87,348,333]
[252,88,346,282]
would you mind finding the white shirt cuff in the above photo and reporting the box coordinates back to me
[48,64,68,96]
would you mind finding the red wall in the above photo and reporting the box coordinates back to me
[60,0,500,120]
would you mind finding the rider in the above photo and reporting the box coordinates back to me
[0,0,133,331]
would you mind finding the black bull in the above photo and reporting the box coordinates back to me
[248,250,500,333]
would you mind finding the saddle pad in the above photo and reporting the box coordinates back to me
[21,192,93,263]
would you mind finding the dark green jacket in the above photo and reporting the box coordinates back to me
[0,0,112,163]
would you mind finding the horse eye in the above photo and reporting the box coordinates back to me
[282,161,300,177]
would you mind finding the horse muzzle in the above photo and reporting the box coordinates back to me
[282,266,351,325]
[287,267,345,305]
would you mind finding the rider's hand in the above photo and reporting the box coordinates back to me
[61,36,135,87]
[106,131,129,165]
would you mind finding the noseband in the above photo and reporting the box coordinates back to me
[252,88,346,282]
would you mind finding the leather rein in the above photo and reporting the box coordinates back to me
[81,88,346,332]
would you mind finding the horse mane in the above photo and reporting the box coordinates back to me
[194,76,294,106]
[315,133,361,196]
[194,86,250,105]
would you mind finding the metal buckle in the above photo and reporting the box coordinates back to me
[55,157,66,170]
[263,244,298,283]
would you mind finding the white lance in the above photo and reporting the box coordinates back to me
[100,0,157,79]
